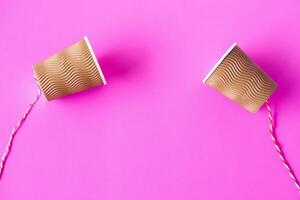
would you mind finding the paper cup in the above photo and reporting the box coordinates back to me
[33,36,106,100]
[203,43,277,112]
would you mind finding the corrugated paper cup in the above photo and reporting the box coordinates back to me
[33,36,106,100]
[203,43,277,112]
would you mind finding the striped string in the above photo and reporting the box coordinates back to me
[265,101,300,193]
[0,89,41,178]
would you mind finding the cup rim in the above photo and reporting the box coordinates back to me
[202,42,237,83]
[84,36,107,85]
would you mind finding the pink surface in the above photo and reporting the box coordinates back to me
[0,0,300,199]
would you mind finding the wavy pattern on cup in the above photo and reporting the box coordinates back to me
[204,44,276,112]
[33,37,105,100]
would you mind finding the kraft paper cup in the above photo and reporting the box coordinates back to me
[33,36,106,100]
[203,43,277,112]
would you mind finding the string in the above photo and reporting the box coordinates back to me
[266,101,300,193]
[0,88,41,178]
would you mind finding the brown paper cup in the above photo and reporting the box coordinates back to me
[33,36,106,100]
[203,43,277,112]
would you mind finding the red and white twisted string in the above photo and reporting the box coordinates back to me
[266,101,300,193]
[0,89,41,178]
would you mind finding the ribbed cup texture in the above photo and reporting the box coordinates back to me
[204,44,277,112]
[33,37,105,100]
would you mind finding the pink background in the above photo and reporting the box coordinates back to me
[0,0,300,199]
